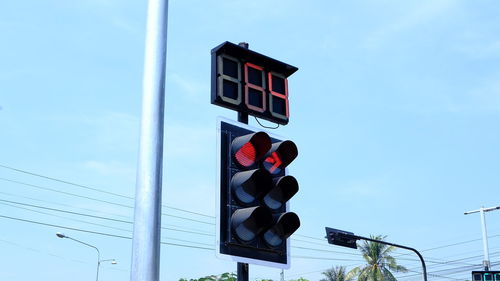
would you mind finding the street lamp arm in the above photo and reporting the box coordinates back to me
[65,236,101,259]
[62,236,100,281]
[464,206,500,215]
[348,234,427,281]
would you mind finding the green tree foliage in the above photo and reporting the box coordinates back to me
[179,272,308,281]
[321,266,353,281]
[347,235,408,281]
[179,272,236,281]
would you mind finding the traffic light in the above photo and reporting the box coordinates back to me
[472,271,500,281]
[325,227,358,249]
[216,119,300,268]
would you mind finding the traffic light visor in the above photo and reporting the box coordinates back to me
[232,206,273,242]
[263,176,299,210]
[263,140,298,174]
[232,132,271,168]
[231,169,273,204]
[263,212,300,247]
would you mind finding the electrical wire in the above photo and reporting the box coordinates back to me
[0,177,215,225]
[3,209,496,281]
[3,164,500,277]
[0,237,128,272]
[0,198,370,255]
[3,199,394,257]
[0,164,215,219]
[0,190,131,220]
[254,117,279,129]
[0,199,214,237]
[1,202,214,248]
[0,213,215,251]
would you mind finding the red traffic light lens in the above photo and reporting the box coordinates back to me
[235,142,257,167]
[263,141,297,175]
[231,132,271,168]
[263,151,283,174]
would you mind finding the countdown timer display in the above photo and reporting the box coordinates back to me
[211,42,298,125]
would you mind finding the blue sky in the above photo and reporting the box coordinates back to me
[1,0,500,281]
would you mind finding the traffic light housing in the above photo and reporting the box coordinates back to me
[472,271,500,281]
[325,227,358,249]
[216,118,300,268]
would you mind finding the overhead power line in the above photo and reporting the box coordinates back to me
[0,190,131,219]
[0,213,214,251]
[0,163,215,219]
[0,203,381,258]
[0,177,215,225]
[0,199,214,237]
[3,163,500,274]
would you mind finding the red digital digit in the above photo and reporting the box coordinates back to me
[244,62,266,113]
[268,72,289,120]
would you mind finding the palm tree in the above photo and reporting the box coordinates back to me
[321,266,353,281]
[347,235,408,281]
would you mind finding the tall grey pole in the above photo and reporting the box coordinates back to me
[480,208,490,270]
[130,0,168,281]
[464,206,500,271]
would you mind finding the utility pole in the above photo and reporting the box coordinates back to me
[464,206,500,271]
[130,0,168,281]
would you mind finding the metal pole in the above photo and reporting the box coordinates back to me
[236,41,249,281]
[354,235,427,281]
[480,208,491,270]
[464,206,500,271]
[130,0,168,281]
[237,262,249,281]
[97,260,101,281]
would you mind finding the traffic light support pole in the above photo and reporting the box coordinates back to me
[353,235,427,281]
[236,108,250,281]
[236,41,250,281]
[234,120,249,281]
[237,262,249,281]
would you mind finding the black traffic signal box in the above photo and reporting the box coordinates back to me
[217,119,300,267]
[472,271,500,281]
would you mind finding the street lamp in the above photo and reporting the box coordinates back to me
[56,233,117,281]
